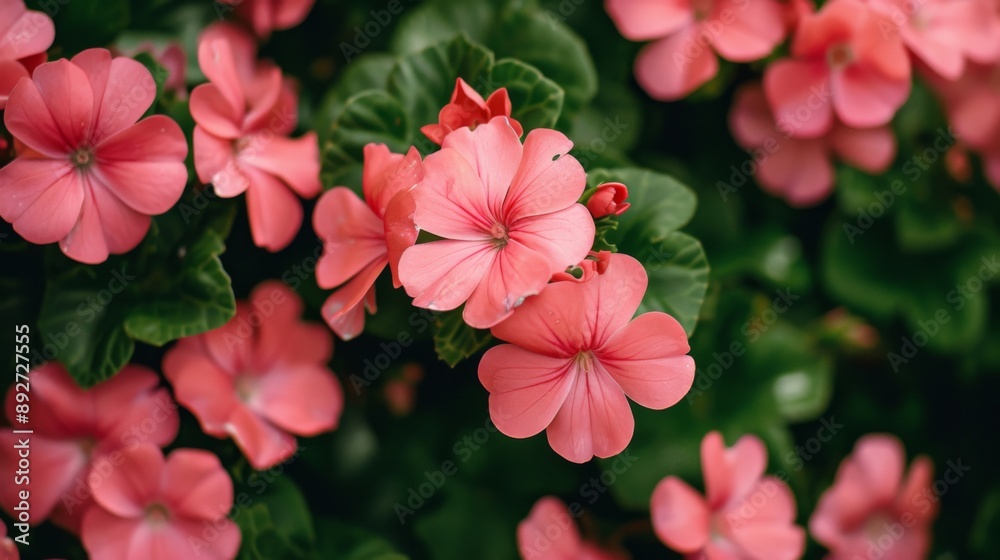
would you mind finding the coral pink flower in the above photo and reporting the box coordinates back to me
[163,281,343,470]
[764,0,911,137]
[0,363,179,533]
[81,444,240,560]
[218,0,315,38]
[586,182,630,218]
[605,0,786,100]
[478,253,694,463]
[190,23,320,251]
[0,0,54,109]
[730,83,895,206]
[517,497,626,560]
[651,431,805,560]
[399,117,595,329]
[313,143,422,340]
[421,78,523,145]
[0,49,188,264]
[810,434,937,560]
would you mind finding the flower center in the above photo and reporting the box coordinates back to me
[827,43,855,69]
[235,374,257,404]
[234,135,254,156]
[70,147,94,169]
[575,351,595,373]
[78,436,97,458]
[489,223,509,248]
[144,503,171,528]
[693,0,713,20]
[864,511,895,540]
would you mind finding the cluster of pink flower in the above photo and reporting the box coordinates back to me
[606,0,1000,205]
[515,431,937,560]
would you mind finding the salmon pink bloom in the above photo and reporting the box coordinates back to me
[478,253,694,463]
[0,49,188,264]
[399,117,595,329]
[810,434,937,560]
[651,431,805,560]
[313,143,422,340]
[605,0,786,100]
[81,444,240,560]
[730,83,895,206]
[163,281,344,470]
[0,363,179,533]
[0,0,54,109]
[764,0,911,137]
[421,78,523,145]
[517,497,626,560]
[190,23,320,251]
[586,182,630,218]
[217,0,315,38]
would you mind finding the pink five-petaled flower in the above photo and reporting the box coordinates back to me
[729,82,895,206]
[190,23,321,252]
[651,431,806,560]
[0,49,188,264]
[517,497,627,560]
[399,117,596,329]
[0,363,179,533]
[809,434,937,560]
[162,281,343,470]
[586,182,630,218]
[218,0,315,38]
[81,444,240,560]
[313,143,422,340]
[478,253,694,463]
[764,0,911,138]
[605,0,786,100]
[0,0,54,109]
[420,77,523,145]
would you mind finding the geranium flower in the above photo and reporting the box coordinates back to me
[421,77,523,145]
[217,0,315,38]
[0,363,179,533]
[313,143,422,340]
[586,182,630,218]
[517,497,626,560]
[478,253,694,463]
[764,0,911,137]
[729,83,895,206]
[399,117,595,329]
[651,431,805,559]
[0,0,54,108]
[605,0,786,100]
[0,49,188,264]
[810,434,937,560]
[162,281,343,470]
[81,444,240,560]
[190,23,320,251]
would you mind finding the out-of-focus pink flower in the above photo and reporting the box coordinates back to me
[0,49,188,264]
[190,23,320,251]
[81,444,240,560]
[517,497,627,560]
[551,250,611,283]
[652,431,805,560]
[782,0,814,32]
[764,0,911,137]
[0,363,179,533]
[605,0,786,100]
[313,143,422,340]
[945,143,973,183]
[730,83,895,206]
[120,42,188,100]
[810,434,937,560]
[399,117,596,329]
[586,182,630,218]
[479,254,694,463]
[421,78,523,145]
[163,281,343,470]
[0,0,54,109]
[218,0,315,38]
[1,521,19,560]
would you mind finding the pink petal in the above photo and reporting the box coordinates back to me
[489,282,591,358]
[321,258,385,340]
[462,239,553,329]
[10,168,85,244]
[831,65,911,128]
[710,0,785,62]
[3,71,70,156]
[605,0,693,41]
[81,507,144,560]
[73,51,156,141]
[91,365,178,449]
[196,28,246,117]
[252,364,343,435]
[635,24,720,101]
[894,455,937,524]
[0,4,54,62]
[5,362,91,435]
[829,124,896,173]
[225,405,296,470]
[244,166,304,252]
[189,84,244,139]
[248,281,328,367]
[364,144,423,218]
[727,520,805,560]
[508,205,595,275]
[161,449,233,520]
[702,432,768,509]
[0,432,86,521]
[413,144,495,240]
[0,59,28,110]
[61,175,152,263]
[273,0,315,29]
[399,240,495,311]
[504,127,586,221]
[162,344,239,436]
[30,58,95,149]
[172,517,241,560]
[729,83,780,148]
[546,359,634,463]
[241,133,321,199]
[763,58,833,139]
[193,126,249,196]
[91,444,164,517]
[478,345,575,439]
[0,157,73,223]
[516,497,583,559]
[848,434,906,505]
[650,476,711,553]
[313,187,386,289]
[441,117,523,218]
[755,135,834,207]
[384,189,419,288]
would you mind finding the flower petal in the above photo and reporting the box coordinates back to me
[72,50,156,141]
[478,345,575,439]
[651,476,711,553]
[546,360,634,463]
[441,117,522,218]
[504,127,586,221]
[244,166,304,252]
[3,72,72,156]
[635,25,720,101]
[516,497,584,559]
[161,448,233,520]
[399,240,495,311]
[462,239,552,329]
[763,58,833,139]
[241,133,321,199]
[412,145,494,240]
[828,124,896,173]
[710,0,785,62]
[10,167,84,244]
[91,444,164,517]
[509,205,595,275]
[605,0,693,41]
[31,58,95,149]
[162,342,239,436]
[252,364,343,435]
[702,431,768,509]
[313,187,386,289]
[225,405,296,470]
[831,65,910,129]
[321,258,385,340]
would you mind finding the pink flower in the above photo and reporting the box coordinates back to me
[421,78,523,145]
[313,143,422,340]
[810,434,937,560]
[81,444,240,560]
[399,117,596,329]
[162,281,343,470]
[729,82,895,206]
[0,0,54,109]
[0,49,188,264]
[551,250,611,283]
[0,363,179,533]
[586,182,630,218]
[517,497,626,560]
[764,0,911,137]
[605,0,786,100]
[478,253,694,463]
[651,431,805,560]
[190,23,320,251]
[218,0,315,38]
[1,521,19,560]
[121,42,188,100]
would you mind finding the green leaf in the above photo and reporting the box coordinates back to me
[489,58,564,131]
[433,309,493,367]
[317,53,397,144]
[745,322,833,423]
[588,168,698,248]
[314,519,409,560]
[324,90,411,186]
[639,232,710,335]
